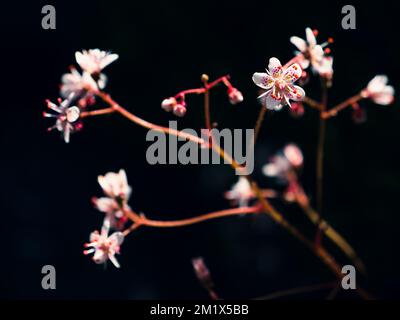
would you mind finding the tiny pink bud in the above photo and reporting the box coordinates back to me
[228,88,243,105]
[192,257,213,289]
[173,104,187,117]
[161,97,177,112]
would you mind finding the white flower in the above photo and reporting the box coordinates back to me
[225,177,253,207]
[290,28,326,70]
[60,68,99,98]
[263,144,303,179]
[253,57,305,110]
[314,56,333,81]
[75,49,119,74]
[43,95,80,143]
[362,75,395,105]
[98,169,131,200]
[84,219,124,268]
[228,88,244,105]
[283,144,303,168]
[92,197,129,230]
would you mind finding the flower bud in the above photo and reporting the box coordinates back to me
[173,103,187,117]
[161,97,177,112]
[228,88,244,105]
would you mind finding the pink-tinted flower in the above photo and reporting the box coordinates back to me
[95,170,131,230]
[289,102,305,117]
[283,144,303,168]
[361,75,395,105]
[314,56,333,82]
[263,144,303,179]
[253,57,305,110]
[227,87,244,105]
[60,67,99,98]
[225,177,253,207]
[98,169,131,200]
[84,219,124,268]
[75,49,119,74]
[92,197,129,230]
[43,95,81,143]
[290,28,333,79]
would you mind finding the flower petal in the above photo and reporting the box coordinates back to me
[252,73,274,89]
[268,57,283,78]
[306,28,316,46]
[283,63,302,83]
[284,85,305,101]
[290,36,307,52]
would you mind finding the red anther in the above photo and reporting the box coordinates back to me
[324,48,331,54]
[328,37,334,43]
[313,29,319,36]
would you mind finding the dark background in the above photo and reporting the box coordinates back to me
[1,0,399,299]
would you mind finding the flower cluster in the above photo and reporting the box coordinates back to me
[44,49,118,143]
[85,169,131,268]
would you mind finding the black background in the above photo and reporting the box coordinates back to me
[1,0,399,299]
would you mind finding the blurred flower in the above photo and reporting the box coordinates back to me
[98,169,131,199]
[314,56,333,82]
[362,75,395,105]
[75,49,119,74]
[253,57,305,110]
[92,197,129,230]
[227,87,244,105]
[43,95,81,143]
[263,144,303,179]
[61,67,98,97]
[283,144,303,168]
[290,28,334,79]
[225,177,253,207]
[84,219,124,268]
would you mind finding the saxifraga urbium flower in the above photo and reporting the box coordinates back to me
[43,29,394,299]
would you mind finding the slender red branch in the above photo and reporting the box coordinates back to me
[322,94,363,119]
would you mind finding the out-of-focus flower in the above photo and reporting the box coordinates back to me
[253,57,305,110]
[43,95,81,143]
[263,144,303,179]
[75,49,119,74]
[95,169,131,229]
[283,144,303,168]
[290,28,333,79]
[227,87,244,105]
[361,75,395,105]
[60,67,99,98]
[98,169,131,200]
[314,56,333,82]
[84,219,124,268]
[225,177,253,207]
[92,197,129,230]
